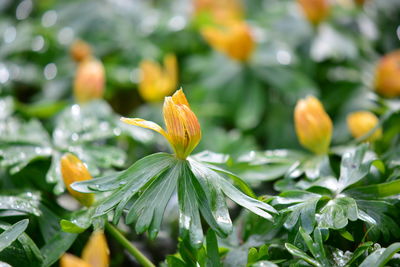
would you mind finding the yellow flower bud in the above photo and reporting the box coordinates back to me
[121,89,201,159]
[375,50,400,98]
[347,111,382,142]
[297,0,330,25]
[60,231,109,267]
[139,54,178,102]
[60,254,92,267]
[294,96,333,154]
[81,231,110,267]
[60,153,95,207]
[201,21,255,62]
[74,58,105,103]
[70,40,92,63]
[194,0,243,25]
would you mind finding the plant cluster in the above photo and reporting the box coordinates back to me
[1,0,400,266]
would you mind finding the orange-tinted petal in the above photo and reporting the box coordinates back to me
[120,118,167,138]
[60,253,92,267]
[60,153,95,207]
[163,90,201,159]
[171,88,189,107]
[74,59,105,103]
[81,231,110,267]
[294,96,332,154]
[347,111,382,142]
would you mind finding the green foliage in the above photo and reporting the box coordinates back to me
[1,0,400,266]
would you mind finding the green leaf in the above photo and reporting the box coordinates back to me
[185,163,230,238]
[126,161,181,238]
[0,219,29,252]
[339,230,354,242]
[188,160,232,236]
[0,192,41,216]
[72,152,173,193]
[40,231,77,267]
[200,161,257,198]
[60,219,86,234]
[166,255,187,267]
[337,144,374,193]
[190,160,276,220]
[285,243,321,267]
[274,191,321,233]
[235,78,265,130]
[0,221,43,267]
[345,242,373,266]
[206,229,220,267]
[247,247,258,264]
[356,200,400,240]
[318,197,358,229]
[0,118,52,174]
[192,151,230,164]
[345,179,400,199]
[217,177,277,221]
[178,165,204,248]
[360,243,400,267]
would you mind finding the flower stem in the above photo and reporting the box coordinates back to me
[105,222,155,267]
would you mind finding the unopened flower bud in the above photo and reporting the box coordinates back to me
[60,153,95,207]
[60,231,109,267]
[82,231,110,267]
[60,254,92,267]
[70,40,92,63]
[201,21,255,62]
[294,96,333,154]
[121,89,201,159]
[347,111,382,142]
[297,0,330,25]
[375,50,400,98]
[73,59,105,103]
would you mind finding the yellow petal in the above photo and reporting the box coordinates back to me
[294,96,332,154]
[138,55,179,102]
[60,253,92,267]
[163,90,201,159]
[60,153,95,207]
[81,231,110,267]
[178,104,202,157]
[163,96,187,155]
[171,88,189,106]
[201,22,254,62]
[164,54,178,96]
[120,118,168,138]
[347,111,382,142]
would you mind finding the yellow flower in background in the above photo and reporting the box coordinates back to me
[70,40,92,63]
[60,231,109,267]
[139,54,178,102]
[294,96,333,154]
[73,58,105,103]
[375,50,400,98]
[121,89,201,159]
[201,21,254,62]
[297,0,330,25]
[347,111,382,142]
[193,0,243,25]
[60,153,95,207]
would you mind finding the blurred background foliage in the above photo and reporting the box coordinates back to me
[2,0,399,153]
[1,0,400,266]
